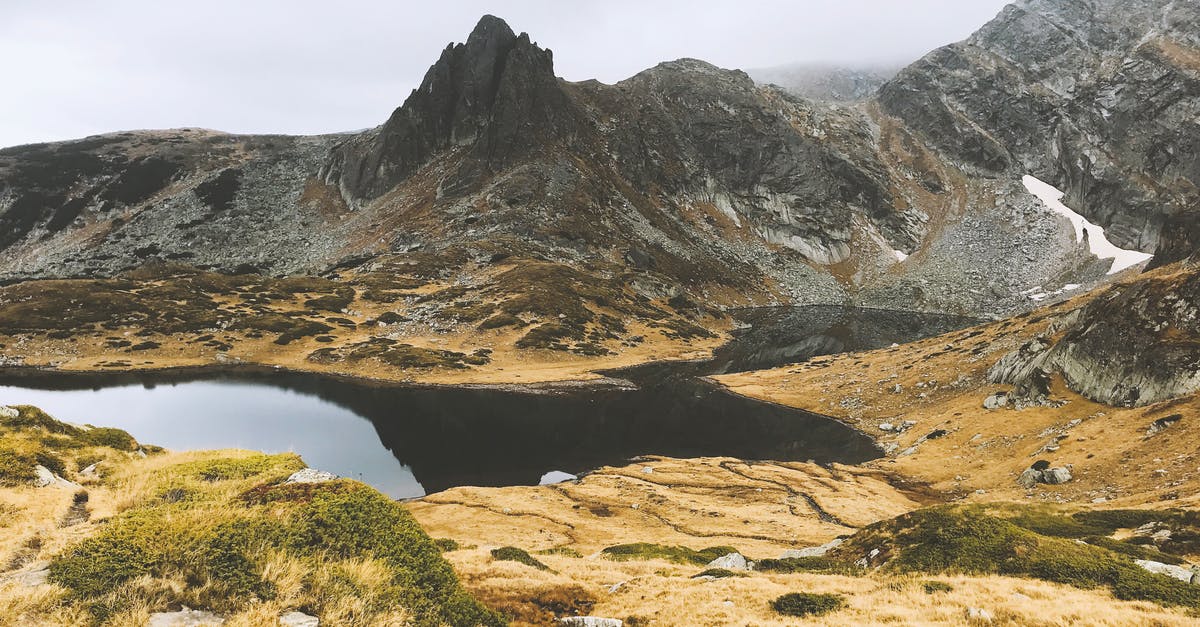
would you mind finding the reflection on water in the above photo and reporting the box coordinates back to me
[0,307,978,498]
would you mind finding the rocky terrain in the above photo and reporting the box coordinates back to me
[4,1,1195,323]
[3,1,1200,624]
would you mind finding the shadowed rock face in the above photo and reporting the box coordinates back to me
[990,266,1200,407]
[322,15,576,201]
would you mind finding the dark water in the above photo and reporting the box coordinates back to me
[0,307,976,498]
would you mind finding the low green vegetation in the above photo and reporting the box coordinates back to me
[833,505,1200,609]
[49,465,503,625]
[755,556,864,576]
[601,543,737,565]
[0,405,141,485]
[770,592,846,618]
[491,546,549,571]
[922,580,953,594]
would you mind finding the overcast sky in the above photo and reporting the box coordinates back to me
[1,1,1011,148]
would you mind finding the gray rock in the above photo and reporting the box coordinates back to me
[966,607,994,622]
[279,611,320,627]
[706,552,751,571]
[1016,469,1042,489]
[1042,467,1073,485]
[1135,559,1195,583]
[558,618,622,627]
[32,465,56,488]
[983,392,1008,410]
[780,538,843,559]
[0,406,18,419]
[148,608,225,626]
[284,469,338,484]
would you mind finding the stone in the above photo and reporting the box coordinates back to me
[1135,560,1195,583]
[1042,467,1073,484]
[279,611,320,627]
[33,465,56,488]
[79,463,99,478]
[966,607,994,622]
[1016,469,1042,489]
[148,608,225,626]
[0,406,18,419]
[878,422,895,432]
[558,618,622,627]
[780,539,843,559]
[983,392,1008,410]
[284,469,337,484]
[706,552,751,571]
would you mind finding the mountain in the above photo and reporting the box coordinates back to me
[0,1,1196,326]
[748,63,899,102]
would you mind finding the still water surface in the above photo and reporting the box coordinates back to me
[0,307,976,498]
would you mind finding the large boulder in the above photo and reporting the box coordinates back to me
[1135,559,1196,583]
[706,552,751,571]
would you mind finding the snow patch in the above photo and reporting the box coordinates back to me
[892,249,908,262]
[1022,175,1153,274]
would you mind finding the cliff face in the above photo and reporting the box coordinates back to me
[0,5,1196,318]
[879,0,1200,262]
[322,16,577,202]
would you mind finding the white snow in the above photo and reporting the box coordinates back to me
[893,249,908,262]
[1022,175,1153,274]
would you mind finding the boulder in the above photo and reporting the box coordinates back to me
[780,539,843,559]
[706,552,751,571]
[148,608,225,626]
[284,469,337,484]
[966,607,994,622]
[558,618,622,627]
[0,406,18,419]
[33,465,57,488]
[1134,559,1195,583]
[983,392,1008,410]
[1042,467,1072,484]
[1017,466,1072,487]
[280,611,320,627]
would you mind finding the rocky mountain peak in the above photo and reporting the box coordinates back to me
[321,15,572,201]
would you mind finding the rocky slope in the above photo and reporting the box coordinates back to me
[878,0,1200,264]
[748,63,898,102]
[3,3,1194,319]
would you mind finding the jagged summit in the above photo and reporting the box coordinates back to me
[321,15,572,201]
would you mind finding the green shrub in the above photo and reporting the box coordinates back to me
[537,546,582,558]
[922,580,953,594]
[600,543,737,565]
[50,479,504,626]
[183,454,303,482]
[756,556,863,576]
[79,427,138,451]
[491,546,549,571]
[433,538,460,552]
[770,592,846,617]
[837,506,1200,609]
